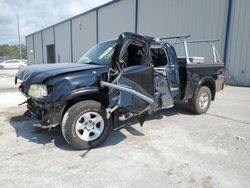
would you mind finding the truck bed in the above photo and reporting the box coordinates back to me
[177,57,224,100]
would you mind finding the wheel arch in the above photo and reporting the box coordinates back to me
[197,77,216,100]
[60,90,109,123]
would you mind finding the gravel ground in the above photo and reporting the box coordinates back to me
[0,69,250,188]
[0,69,18,88]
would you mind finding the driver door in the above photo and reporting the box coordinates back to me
[102,33,155,125]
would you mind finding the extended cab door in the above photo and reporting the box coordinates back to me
[150,46,174,107]
[165,44,181,99]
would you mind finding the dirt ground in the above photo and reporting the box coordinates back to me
[0,69,250,188]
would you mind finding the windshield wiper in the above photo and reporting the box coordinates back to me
[85,61,100,65]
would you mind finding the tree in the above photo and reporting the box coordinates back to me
[0,44,27,59]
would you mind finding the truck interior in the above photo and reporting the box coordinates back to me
[120,43,169,68]
[120,43,145,68]
[150,48,168,67]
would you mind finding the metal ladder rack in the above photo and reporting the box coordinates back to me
[158,35,221,64]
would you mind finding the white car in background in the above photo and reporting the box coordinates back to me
[0,59,27,69]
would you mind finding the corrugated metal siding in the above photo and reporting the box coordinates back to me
[33,32,43,64]
[42,27,54,63]
[98,0,135,42]
[137,0,228,62]
[54,21,71,63]
[26,0,250,86]
[26,35,34,64]
[72,11,97,62]
[226,0,250,86]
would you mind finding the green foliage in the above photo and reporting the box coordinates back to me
[0,44,27,59]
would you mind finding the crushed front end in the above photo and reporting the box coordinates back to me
[18,82,64,129]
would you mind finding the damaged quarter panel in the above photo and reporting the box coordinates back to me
[178,63,224,100]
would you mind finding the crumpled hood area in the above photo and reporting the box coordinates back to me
[16,63,106,85]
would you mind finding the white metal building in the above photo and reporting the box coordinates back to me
[26,0,250,86]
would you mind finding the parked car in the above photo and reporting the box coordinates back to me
[15,32,224,150]
[0,56,9,63]
[0,59,27,69]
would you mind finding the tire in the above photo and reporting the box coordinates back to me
[18,65,24,69]
[61,100,112,150]
[188,86,211,114]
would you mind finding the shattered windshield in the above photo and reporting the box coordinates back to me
[77,40,116,65]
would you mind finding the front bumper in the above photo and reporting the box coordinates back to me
[27,98,65,127]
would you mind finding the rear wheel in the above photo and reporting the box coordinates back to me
[61,100,112,150]
[188,86,211,114]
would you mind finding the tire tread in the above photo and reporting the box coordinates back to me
[61,100,111,150]
[188,86,211,114]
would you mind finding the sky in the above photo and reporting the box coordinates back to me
[0,0,112,45]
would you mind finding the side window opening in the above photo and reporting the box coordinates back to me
[150,48,168,67]
[121,43,145,67]
[7,60,19,64]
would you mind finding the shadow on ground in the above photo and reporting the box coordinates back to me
[9,102,193,151]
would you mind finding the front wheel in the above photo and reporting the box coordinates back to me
[61,100,112,150]
[188,86,211,114]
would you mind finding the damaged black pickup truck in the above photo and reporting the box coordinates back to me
[16,32,224,150]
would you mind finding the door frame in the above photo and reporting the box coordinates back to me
[110,32,150,72]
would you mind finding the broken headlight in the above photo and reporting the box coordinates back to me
[28,84,48,99]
